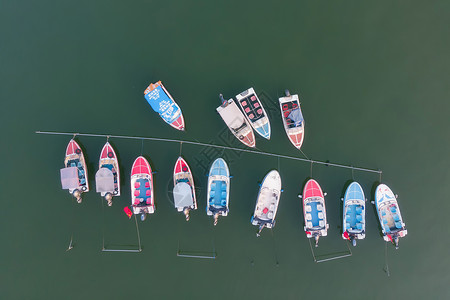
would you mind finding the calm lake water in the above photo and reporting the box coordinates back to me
[2,0,450,299]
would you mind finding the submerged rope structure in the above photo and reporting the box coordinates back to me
[36,131,383,175]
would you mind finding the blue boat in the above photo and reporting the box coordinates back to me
[206,158,230,225]
[342,182,366,246]
[375,184,407,249]
[144,81,185,131]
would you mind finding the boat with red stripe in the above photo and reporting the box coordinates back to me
[63,139,89,203]
[300,179,329,247]
[279,90,305,150]
[173,156,197,221]
[130,156,154,221]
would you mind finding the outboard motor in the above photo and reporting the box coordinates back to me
[394,236,399,249]
[256,224,265,237]
[285,89,291,97]
[140,213,146,222]
[314,234,320,247]
[352,237,357,247]
[213,213,219,226]
[73,189,82,203]
[105,193,113,206]
[184,208,190,221]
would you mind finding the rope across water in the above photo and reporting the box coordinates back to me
[36,130,382,175]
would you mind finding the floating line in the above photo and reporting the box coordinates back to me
[36,130,382,174]
[308,238,353,263]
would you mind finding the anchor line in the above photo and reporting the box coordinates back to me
[36,130,382,174]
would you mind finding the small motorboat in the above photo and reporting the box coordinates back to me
[60,139,89,203]
[173,156,197,221]
[95,142,120,206]
[279,90,305,150]
[144,81,185,131]
[300,179,329,247]
[251,170,282,237]
[206,158,230,225]
[130,156,155,221]
[342,182,366,246]
[374,184,407,249]
[216,94,255,148]
[235,88,271,139]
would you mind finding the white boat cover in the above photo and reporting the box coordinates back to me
[95,168,115,193]
[173,182,193,208]
[218,102,245,130]
[60,167,80,189]
[288,108,303,126]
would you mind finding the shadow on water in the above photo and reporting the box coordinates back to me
[370,180,385,238]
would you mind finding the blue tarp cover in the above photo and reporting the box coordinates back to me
[288,108,303,126]
[145,86,179,123]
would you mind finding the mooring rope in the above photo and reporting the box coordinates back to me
[36,131,382,174]
[384,242,390,276]
[270,228,280,266]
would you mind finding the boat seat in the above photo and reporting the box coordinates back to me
[146,198,152,205]
[382,218,388,224]
[221,191,227,200]
[381,210,386,216]
[390,206,397,213]
[221,184,227,191]
[269,204,275,211]
[306,214,312,221]
[393,214,400,222]
[134,190,140,197]
[209,197,214,204]
[305,205,312,212]
[356,215,362,222]
[356,223,363,230]
[318,212,324,220]
[257,109,262,115]
[317,204,323,211]
[245,107,251,113]
[355,206,363,214]
[221,200,227,206]
[254,102,259,108]
[135,182,140,189]
[319,220,325,227]
[267,212,273,219]
[80,178,86,184]
[145,181,150,188]
[210,182,216,191]
[306,221,313,228]
[77,162,82,168]
[346,222,351,229]
[146,190,151,196]
[134,199,141,205]
[384,225,391,233]
[395,221,402,229]
[346,214,351,220]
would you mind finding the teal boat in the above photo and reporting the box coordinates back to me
[342,182,366,246]
[206,158,230,225]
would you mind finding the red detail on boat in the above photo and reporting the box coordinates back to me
[303,179,324,199]
[124,207,133,218]
[254,102,259,108]
[145,181,150,188]
[170,115,185,131]
[343,231,350,240]
[131,156,152,176]
[263,207,269,214]
[134,182,140,189]
[66,140,81,156]
[245,107,251,113]
[146,198,152,205]
[242,100,247,106]
[387,234,393,243]
[134,190,140,197]
[305,231,311,235]
[146,190,151,196]
[134,199,140,205]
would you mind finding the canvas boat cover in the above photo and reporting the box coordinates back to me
[144,82,179,124]
[60,167,80,189]
[95,168,115,193]
[218,102,246,131]
[173,182,193,208]
[288,108,303,126]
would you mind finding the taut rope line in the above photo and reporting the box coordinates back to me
[36,130,382,174]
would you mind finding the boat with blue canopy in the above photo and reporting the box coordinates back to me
[342,182,366,246]
[206,158,230,225]
[251,170,282,236]
[235,88,271,140]
[375,184,407,249]
[144,81,185,131]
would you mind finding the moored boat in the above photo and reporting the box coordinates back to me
[216,94,255,148]
[374,184,407,249]
[130,156,155,221]
[235,88,271,139]
[279,90,305,150]
[144,81,185,131]
[300,179,329,247]
[251,170,282,237]
[173,156,197,221]
[206,158,230,225]
[95,142,120,206]
[61,139,89,203]
[342,182,366,246]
